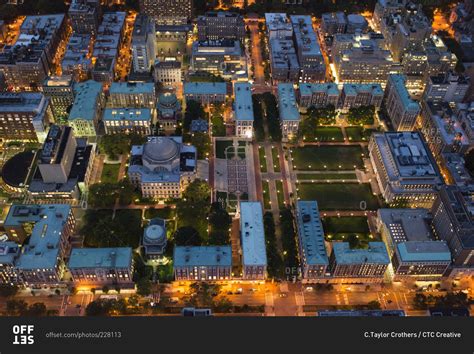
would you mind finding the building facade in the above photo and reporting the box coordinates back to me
[233,82,254,138]
[131,14,156,74]
[278,83,300,141]
[42,76,75,121]
[174,246,232,281]
[69,80,104,137]
[139,0,193,25]
[298,83,340,110]
[103,108,152,135]
[184,82,227,104]
[384,74,420,131]
[340,84,384,112]
[197,11,245,43]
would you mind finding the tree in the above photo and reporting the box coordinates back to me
[86,300,108,316]
[0,284,18,298]
[348,234,360,249]
[6,299,28,316]
[366,300,382,310]
[308,105,337,125]
[54,289,61,296]
[102,286,110,294]
[413,293,428,310]
[184,100,205,133]
[176,180,211,238]
[27,303,47,317]
[208,202,231,245]
[187,283,221,308]
[136,278,152,297]
[99,134,130,160]
[190,132,211,159]
[279,208,299,270]
[347,105,375,125]
[174,226,202,246]
[88,183,119,208]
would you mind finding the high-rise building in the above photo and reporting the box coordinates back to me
[0,92,53,142]
[69,247,134,286]
[233,82,254,138]
[42,76,75,121]
[173,246,232,281]
[139,0,193,25]
[61,34,93,82]
[0,14,66,89]
[240,202,267,280]
[384,74,420,131]
[131,14,156,74]
[377,208,451,280]
[28,125,95,202]
[334,40,397,86]
[321,12,347,36]
[431,186,474,269]
[191,40,245,80]
[290,15,325,82]
[419,101,471,159]
[278,83,300,141]
[197,11,245,43]
[295,201,330,281]
[269,38,300,82]
[369,132,444,207]
[68,0,101,35]
[423,71,470,103]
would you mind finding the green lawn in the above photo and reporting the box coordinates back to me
[275,180,285,209]
[271,146,281,172]
[211,115,226,137]
[297,183,379,210]
[144,207,177,220]
[314,127,344,142]
[215,140,233,159]
[296,173,357,180]
[322,217,377,248]
[101,163,120,183]
[262,181,271,210]
[259,146,267,173]
[291,146,364,170]
[346,127,376,142]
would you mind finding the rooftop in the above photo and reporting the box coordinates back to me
[6,204,71,270]
[69,80,103,121]
[290,15,322,56]
[240,202,267,266]
[396,241,451,262]
[234,82,254,121]
[278,84,300,121]
[184,82,227,95]
[299,83,340,97]
[265,13,292,34]
[69,247,132,269]
[296,201,329,266]
[332,242,390,265]
[174,246,232,267]
[388,74,420,112]
[343,83,384,96]
[0,241,20,265]
[378,208,433,243]
[109,82,155,95]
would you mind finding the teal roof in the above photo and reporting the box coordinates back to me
[6,204,72,270]
[278,83,300,121]
[396,242,451,262]
[389,74,420,112]
[69,80,102,121]
[299,83,340,97]
[234,82,254,121]
[68,247,133,269]
[343,83,383,97]
[174,246,232,267]
[103,108,151,121]
[332,242,390,265]
[240,202,267,266]
[296,201,329,266]
[184,82,227,95]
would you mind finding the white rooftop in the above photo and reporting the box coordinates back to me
[240,202,267,267]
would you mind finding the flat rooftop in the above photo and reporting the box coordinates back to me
[184,82,227,95]
[389,74,420,112]
[240,202,267,267]
[234,82,254,121]
[396,242,451,262]
[109,82,155,95]
[299,83,340,97]
[6,204,71,270]
[343,83,383,97]
[265,13,292,33]
[69,80,102,121]
[174,246,232,267]
[332,242,390,265]
[290,15,322,56]
[278,84,300,121]
[296,201,329,266]
[69,247,132,269]
[378,208,433,242]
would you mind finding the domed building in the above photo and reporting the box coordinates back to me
[128,136,196,199]
[157,92,181,132]
[142,218,167,259]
